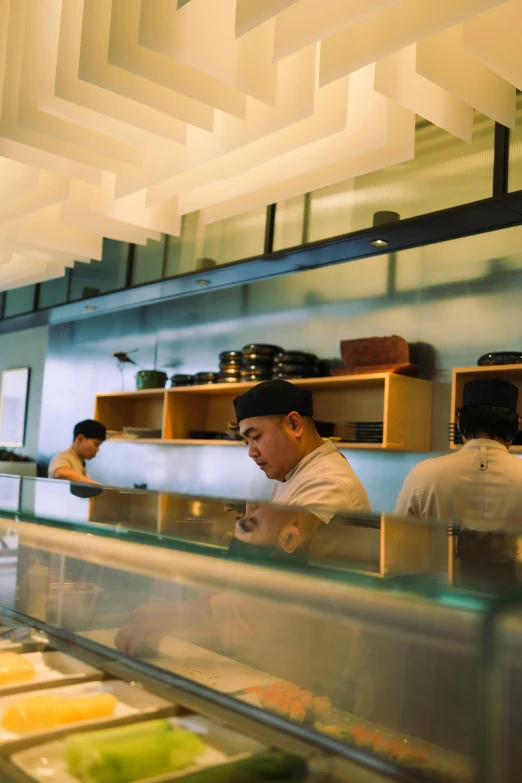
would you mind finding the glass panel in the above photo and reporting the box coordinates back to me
[1,476,522,783]
[37,275,68,309]
[273,194,306,252]
[274,112,494,248]
[508,92,522,192]
[131,236,165,286]
[164,209,266,277]
[69,239,128,301]
[3,285,35,317]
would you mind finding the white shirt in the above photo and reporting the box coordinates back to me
[395,439,522,527]
[48,446,88,479]
[271,440,370,522]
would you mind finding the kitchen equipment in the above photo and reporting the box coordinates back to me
[136,370,168,390]
[240,373,271,382]
[217,375,241,384]
[477,352,522,366]
[170,374,193,387]
[339,335,416,375]
[240,355,274,367]
[240,369,272,379]
[339,421,384,444]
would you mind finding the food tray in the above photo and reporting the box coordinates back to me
[314,706,471,783]
[81,630,288,694]
[0,652,102,697]
[11,715,264,783]
[0,679,176,751]
[0,632,49,654]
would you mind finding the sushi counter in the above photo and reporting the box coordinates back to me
[0,480,521,783]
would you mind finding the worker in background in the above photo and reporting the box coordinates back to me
[395,379,522,587]
[234,380,370,520]
[48,419,106,485]
[395,379,522,523]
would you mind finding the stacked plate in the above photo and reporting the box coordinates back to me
[339,421,384,444]
[240,344,282,382]
[218,350,242,384]
[273,351,319,380]
[447,423,463,445]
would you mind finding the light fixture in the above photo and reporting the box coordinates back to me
[196,279,211,286]
[370,239,389,248]
[84,304,97,311]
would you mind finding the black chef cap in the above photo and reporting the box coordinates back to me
[233,380,313,424]
[462,379,519,413]
[73,419,107,441]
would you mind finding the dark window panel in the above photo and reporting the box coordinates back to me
[132,236,165,286]
[4,285,36,318]
[69,239,128,301]
[38,275,68,309]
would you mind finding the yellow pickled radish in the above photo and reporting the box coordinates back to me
[56,694,117,725]
[2,692,117,733]
[0,653,35,685]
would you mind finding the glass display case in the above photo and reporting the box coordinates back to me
[0,475,520,783]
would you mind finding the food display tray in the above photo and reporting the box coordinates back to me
[0,652,102,697]
[10,715,264,783]
[0,679,176,751]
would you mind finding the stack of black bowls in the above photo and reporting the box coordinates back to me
[192,371,218,385]
[273,351,319,379]
[218,350,243,383]
[241,344,283,381]
[170,374,193,387]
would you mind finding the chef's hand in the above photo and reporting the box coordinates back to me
[115,603,175,657]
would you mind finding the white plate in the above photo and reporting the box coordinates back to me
[0,679,175,749]
[0,651,102,696]
[11,715,262,783]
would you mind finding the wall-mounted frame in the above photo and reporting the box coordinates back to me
[0,367,30,448]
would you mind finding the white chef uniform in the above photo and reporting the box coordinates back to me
[395,438,522,526]
[271,439,370,521]
[48,446,88,479]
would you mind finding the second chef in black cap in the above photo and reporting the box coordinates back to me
[395,378,522,524]
[233,380,370,520]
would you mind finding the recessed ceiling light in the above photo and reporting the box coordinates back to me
[196,279,211,285]
[84,304,97,310]
[370,239,389,248]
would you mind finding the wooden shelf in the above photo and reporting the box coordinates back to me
[450,365,522,450]
[95,373,433,452]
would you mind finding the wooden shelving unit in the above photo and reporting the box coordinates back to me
[450,364,522,452]
[95,372,433,452]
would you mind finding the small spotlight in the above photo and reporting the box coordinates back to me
[84,304,97,311]
[196,279,211,286]
[370,239,389,248]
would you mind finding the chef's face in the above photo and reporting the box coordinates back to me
[239,413,303,481]
[234,503,300,552]
[75,435,103,461]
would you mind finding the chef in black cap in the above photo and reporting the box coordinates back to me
[395,378,522,524]
[234,380,370,520]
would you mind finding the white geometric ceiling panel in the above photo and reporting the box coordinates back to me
[0,0,518,290]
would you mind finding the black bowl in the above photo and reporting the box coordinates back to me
[275,351,318,364]
[477,352,522,366]
[219,350,243,362]
[242,344,283,356]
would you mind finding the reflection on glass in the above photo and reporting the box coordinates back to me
[508,92,522,192]
[273,113,494,248]
[131,237,165,286]
[164,209,267,277]
[2,477,522,783]
[3,285,35,318]
[69,239,128,301]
